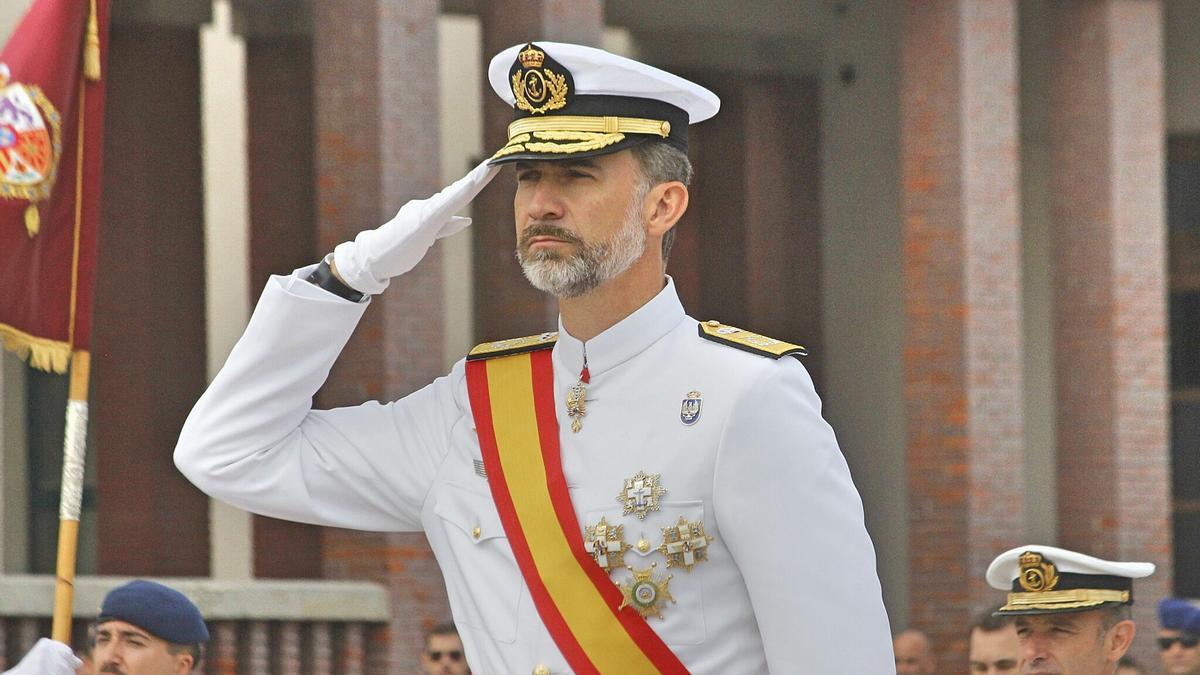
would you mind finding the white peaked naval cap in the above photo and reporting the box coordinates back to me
[987,544,1155,616]
[486,41,720,163]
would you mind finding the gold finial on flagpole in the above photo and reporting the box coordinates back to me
[84,0,100,81]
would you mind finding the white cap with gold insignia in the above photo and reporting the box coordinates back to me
[986,544,1155,616]
[486,41,719,163]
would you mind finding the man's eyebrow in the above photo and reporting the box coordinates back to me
[562,159,601,170]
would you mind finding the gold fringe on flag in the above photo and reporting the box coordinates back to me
[0,322,73,373]
[84,0,100,81]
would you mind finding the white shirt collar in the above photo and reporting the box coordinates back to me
[553,276,686,380]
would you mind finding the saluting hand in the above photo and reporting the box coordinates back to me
[2,638,82,675]
[332,159,501,295]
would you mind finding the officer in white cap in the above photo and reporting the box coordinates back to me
[176,40,892,673]
[986,545,1155,674]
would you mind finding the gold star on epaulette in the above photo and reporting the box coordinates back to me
[698,320,808,359]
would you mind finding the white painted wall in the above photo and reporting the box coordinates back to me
[818,0,908,626]
[1018,0,1058,548]
[200,0,253,580]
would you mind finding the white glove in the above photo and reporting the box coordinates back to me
[333,159,501,295]
[3,638,82,675]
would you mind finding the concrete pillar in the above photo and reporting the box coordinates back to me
[473,1,604,341]
[820,0,908,625]
[1046,0,1171,663]
[310,2,448,671]
[899,0,1025,666]
[93,21,211,576]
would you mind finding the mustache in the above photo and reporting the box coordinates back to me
[100,666,126,674]
[518,223,584,249]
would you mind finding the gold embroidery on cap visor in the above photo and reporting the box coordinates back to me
[490,115,671,160]
[1000,589,1131,612]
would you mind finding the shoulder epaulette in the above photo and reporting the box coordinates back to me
[697,320,808,359]
[467,331,559,361]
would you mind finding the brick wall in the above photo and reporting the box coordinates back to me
[899,1,1026,668]
[1046,1,1172,665]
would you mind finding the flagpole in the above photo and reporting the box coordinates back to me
[52,349,90,642]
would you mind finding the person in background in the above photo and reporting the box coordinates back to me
[420,623,469,675]
[893,628,936,674]
[1159,598,1200,675]
[968,606,1019,674]
[986,545,1154,675]
[91,580,209,675]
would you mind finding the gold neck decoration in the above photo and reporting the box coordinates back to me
[566,363,589,433]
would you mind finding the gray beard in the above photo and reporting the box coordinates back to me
[516,191,648,299]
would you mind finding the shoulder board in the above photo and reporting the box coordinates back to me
[467,331,558,361]
[697,320,808,359]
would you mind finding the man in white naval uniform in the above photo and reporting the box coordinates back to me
[175,42,893,673]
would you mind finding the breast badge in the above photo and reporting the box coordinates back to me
[618,564,675,619]
[583,517,627,573]
[680,390,702,426]
[617,471,666,520]
[658,517,714,571]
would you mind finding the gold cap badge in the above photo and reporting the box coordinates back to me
[509,43,571,115]
[1018,551,1060,592]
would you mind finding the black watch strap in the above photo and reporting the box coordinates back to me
[306,258,366,302]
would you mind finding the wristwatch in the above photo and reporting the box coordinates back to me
[306,254,366,302]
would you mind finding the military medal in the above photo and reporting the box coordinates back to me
[617,471,666,520]
[618,564,675,619]
[566,363,588,433]
[680,390,702,426]
[658,517,714,571]
[583,517,628,572]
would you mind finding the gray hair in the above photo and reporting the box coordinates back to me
[629,141,692,264]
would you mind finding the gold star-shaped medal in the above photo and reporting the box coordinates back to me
[658,517,714,572]
[583,517,628,573]
[616,471,666,520]
[618,564,675,619]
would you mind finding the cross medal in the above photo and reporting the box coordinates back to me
[566,364,589,433]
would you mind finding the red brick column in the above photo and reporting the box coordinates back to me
[899,1,1025,667]
[472,2,603,341]
[1046,1,1171,663]
[311,2,449,672]
[93,23,210,577]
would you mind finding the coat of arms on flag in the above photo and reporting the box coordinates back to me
[0,62,62,236]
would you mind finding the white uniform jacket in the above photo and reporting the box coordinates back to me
[175,271,894,674]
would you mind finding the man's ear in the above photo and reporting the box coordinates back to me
[644,181,688,237]
[173,651,194,674]
[1104,619,1136,662]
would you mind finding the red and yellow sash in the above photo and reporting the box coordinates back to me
[466,346,688,674]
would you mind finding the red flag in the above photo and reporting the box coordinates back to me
[0,0,108,373]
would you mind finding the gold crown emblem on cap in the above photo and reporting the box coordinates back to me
[519,44,546,69]
[1018,551,1060,593]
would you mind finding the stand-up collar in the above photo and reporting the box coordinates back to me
[554,277,686,380]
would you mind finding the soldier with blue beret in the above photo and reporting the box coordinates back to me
[93,580,208,674]
[1159,598,1200,675]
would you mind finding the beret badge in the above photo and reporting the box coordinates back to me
[510,43,571,115]
[1018,550,1060,592]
